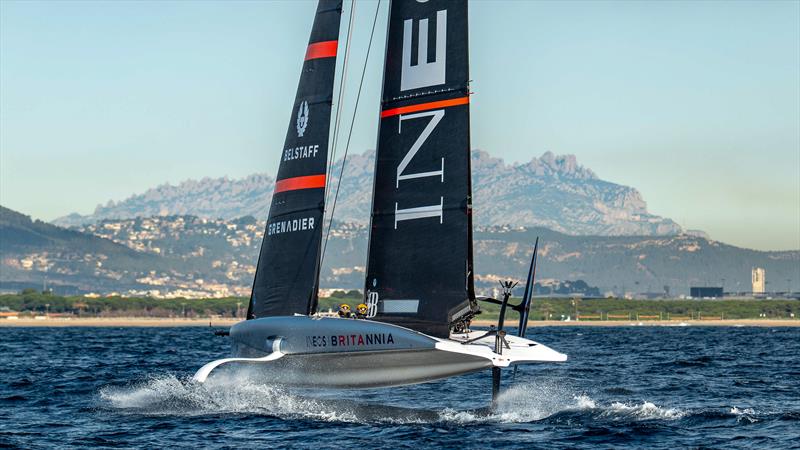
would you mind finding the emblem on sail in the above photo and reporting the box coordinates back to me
[366,290,379,318]
[296,100,309,137]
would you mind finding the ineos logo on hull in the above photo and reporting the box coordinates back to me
[296,100,309,137]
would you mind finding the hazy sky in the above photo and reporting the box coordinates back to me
[1,0,798,251]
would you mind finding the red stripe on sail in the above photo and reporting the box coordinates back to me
[380,96,470,118]
[274,174,326,193]
[305,41,338,60]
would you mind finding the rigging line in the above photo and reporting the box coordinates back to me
[320,0,381,267]
[325,0,356,204]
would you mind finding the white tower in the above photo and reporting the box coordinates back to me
[752,267,766,294]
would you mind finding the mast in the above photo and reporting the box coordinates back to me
[365,0,473,338]
[247,0,343,319]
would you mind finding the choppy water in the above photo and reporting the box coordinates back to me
[1,326,798,449]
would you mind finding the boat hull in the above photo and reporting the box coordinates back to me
[213,348,491,388]
[193,316,566,388]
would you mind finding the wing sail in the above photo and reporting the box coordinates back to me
[365,0,473,338]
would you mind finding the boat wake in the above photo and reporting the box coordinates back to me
[99,372,363,422]
[440,381,685,423]
[98,373,687,425]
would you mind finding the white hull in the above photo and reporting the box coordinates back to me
[193,317,566,388]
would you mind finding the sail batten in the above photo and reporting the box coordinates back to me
[247,0,343,320]
[365,0,473,338]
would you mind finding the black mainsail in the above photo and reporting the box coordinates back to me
[365,0,473,338]
[248,0,342,319]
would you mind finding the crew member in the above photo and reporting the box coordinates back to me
[355,303,369,319]
[338,303,353,318]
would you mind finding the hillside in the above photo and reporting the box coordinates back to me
[7,205,798,297]
[0,206,162,294]
[472,227,799,295]
[7,207,797,297]
[54,150,683,237]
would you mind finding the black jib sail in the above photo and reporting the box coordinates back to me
[365,0,473,338]
[248,0,342,319]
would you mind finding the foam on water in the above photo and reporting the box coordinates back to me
[439,381,683,424]
[462,380,595,423]
[100,372,358,422]
[729,406,755,415]
[603,401,685,420]
[99,373,685,425]
[729,406,758,423]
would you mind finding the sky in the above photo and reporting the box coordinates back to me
[1,0,798,251]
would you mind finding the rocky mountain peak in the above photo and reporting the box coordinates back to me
[522,151,597,180]
[56,149,684,237]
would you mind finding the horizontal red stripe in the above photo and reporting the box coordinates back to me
[274,174,326,193]
[381,96,470,118]
[305,40,338,61]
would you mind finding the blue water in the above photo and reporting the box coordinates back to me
[1,326,798,449]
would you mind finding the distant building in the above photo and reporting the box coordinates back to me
[752,267,766,294]
[639,292,668,300]
[690,287,723,298]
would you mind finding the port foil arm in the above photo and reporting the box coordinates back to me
[192,351,285,383]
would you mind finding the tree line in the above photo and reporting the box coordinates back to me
[0,289,797,320]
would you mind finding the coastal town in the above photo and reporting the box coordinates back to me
[2,210,797,301]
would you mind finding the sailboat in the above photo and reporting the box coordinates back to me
[193,0,566,397]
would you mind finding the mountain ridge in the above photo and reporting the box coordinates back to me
[53,150,683,237]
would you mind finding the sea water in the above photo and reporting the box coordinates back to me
[1,326,798,449]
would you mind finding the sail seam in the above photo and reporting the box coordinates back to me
[385,86,465,103]
[381,96,469,118]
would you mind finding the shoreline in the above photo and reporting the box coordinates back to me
[474,319,800,327]
[0,317,798,327]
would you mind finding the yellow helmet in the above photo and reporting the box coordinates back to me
[356,303,368,315]
[338,303,351,312]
